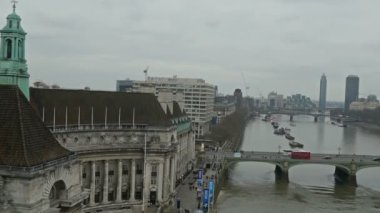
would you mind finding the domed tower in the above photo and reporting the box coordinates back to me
[0,2,29,99]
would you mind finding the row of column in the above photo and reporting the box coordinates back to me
[87,158,169,206]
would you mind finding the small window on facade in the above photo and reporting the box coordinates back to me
[108,170,114,176]
[6,40,12,59]
[82,173,87,179]
[122,164,128,175]
[151,164,158,177]
[151,177,157,185]
[136,164,142,174]
[9,20,12,28]
[95,171,100,177]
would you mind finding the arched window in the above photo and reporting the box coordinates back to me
[17,21,20,29]
[18,40,23,59]
[6,40,12,59]
[8,20,12,28]
[49,180,67,207]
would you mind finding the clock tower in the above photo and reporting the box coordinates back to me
[0,2,29,99]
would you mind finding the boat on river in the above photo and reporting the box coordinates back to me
[285,134,295,140]
[337,123,347,127]
[289,141,304,148]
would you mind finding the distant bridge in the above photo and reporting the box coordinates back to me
[265,110,330,121]
[204,151,380,186]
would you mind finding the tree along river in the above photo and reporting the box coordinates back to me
[216,115,380,213]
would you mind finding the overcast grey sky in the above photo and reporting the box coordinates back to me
[1,0,380,101]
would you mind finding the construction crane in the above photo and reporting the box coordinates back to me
[143,66,149,81]
[240,72,250,97]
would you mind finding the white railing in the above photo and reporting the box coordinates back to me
[47,123,172,133]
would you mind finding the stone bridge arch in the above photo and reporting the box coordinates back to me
[356,164,380,173]
[287,162,351,174]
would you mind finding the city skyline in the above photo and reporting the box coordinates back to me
[0,0,379,101]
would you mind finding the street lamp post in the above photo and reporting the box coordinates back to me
[278,145,282,153]
[142,134,147,213]
[338,147,341,156]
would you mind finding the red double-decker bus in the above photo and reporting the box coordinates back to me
[291,150,311,160]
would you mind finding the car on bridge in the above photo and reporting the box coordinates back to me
[323,156,332,160]
[372,157,380,162]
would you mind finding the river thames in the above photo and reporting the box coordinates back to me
[216,115,380,213]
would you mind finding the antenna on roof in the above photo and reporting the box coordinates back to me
[143,66,149,81]
[11,0,18,13]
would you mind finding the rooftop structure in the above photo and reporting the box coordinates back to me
[118,76,216,138]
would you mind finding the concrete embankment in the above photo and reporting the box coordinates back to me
[207,109,251,212]
[162,109,251,213]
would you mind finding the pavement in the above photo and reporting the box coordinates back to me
[163,156,221,213]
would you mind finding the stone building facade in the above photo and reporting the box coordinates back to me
[0,5,195,212]
[0,85,86,213]
[30,88,195,212]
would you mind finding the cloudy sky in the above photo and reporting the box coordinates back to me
[1,0,380,101]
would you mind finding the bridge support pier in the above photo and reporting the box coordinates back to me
[275,165,289,183]
[314,116,318,122]
[334,167,357,187]
[289,115,293,122]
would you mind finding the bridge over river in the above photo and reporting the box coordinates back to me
[203,151,380,186]
[264,110,329,122]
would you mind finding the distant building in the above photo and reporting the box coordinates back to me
[233,88,243,108]
[118,76,216,138]
[344,75,359,112]
[214,95,236,124]
[319,74,327,111]
[116,79,134,92]
[267,92,284,109]
[284,94,316,110]
[349,95,380,111]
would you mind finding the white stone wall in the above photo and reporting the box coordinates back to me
[1,160,82,213]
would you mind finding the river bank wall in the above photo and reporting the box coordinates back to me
[207,108,251,212]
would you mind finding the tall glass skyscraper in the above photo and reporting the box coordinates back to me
[344,75,359,112]
[319,74,327,111]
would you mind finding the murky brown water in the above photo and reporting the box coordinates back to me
[216,115,380,213]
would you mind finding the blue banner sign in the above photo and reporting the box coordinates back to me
[197,179,203,187]
[203,188,209,208]
[208,180,215,202]
[198,169,203,179]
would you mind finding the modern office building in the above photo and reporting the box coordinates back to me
[344,75,359,112]
[118,76,216,138]
[319,74,327,111]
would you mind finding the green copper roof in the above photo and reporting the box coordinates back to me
[7,12,21,20]
[1,12,25,34]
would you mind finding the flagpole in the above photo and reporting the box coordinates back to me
[142,133,147,212]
